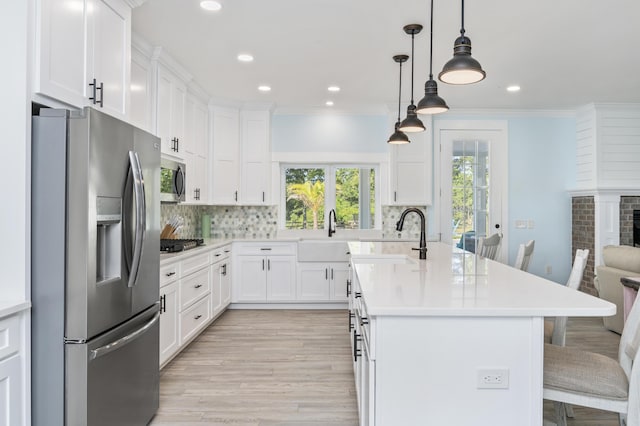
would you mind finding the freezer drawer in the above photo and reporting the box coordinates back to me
[65,304,160,426]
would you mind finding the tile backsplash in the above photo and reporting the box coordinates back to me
[160,204,425,240]
[381,206,427,240]
[207,205,278,239]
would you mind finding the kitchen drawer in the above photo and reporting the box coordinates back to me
[180,295,211,345]
[181,252,211,277]
[180,267,211,310]
[234,242,296,256]
[0,314,20,361]
[160,262,180,287]
[211,246,230,263]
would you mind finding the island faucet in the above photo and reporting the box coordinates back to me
[328,209,337,237]
[395,207,427,259]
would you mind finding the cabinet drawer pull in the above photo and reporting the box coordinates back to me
[165,272,176,277]
[355,292,362,299]
[194,314,202,320]
[346,279,351,297]
[348,311,354,331]
[194,284,202,289]
[215,253,221,257]
[360,317,369,326]
[260,248,272,251]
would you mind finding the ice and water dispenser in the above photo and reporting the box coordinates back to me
[96,196,122,285]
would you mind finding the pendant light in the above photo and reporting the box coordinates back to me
[416,0,449,114]
[439,0,486,85]
[388,55,411,145]
[398,24,425,133]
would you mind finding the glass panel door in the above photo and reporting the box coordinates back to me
[439,127,507,259]
[451,140,490,252]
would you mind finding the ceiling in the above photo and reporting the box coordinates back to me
[132,0,640,113]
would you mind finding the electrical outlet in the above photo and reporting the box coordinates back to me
[546,265,552,275]
[515,220,527,229]
[477,368,509,389]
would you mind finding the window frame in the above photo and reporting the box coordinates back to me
[279,162,381,232]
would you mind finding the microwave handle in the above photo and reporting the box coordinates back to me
[175,166,185,199]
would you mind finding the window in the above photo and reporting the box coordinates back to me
[282,164,378,230]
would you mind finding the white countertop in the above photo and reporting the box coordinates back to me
[349,241,616,317]
[0,300,31,318]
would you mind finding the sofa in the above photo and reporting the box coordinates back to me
[594,245,640,334]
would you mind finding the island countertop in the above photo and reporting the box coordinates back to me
[348,241,616,317]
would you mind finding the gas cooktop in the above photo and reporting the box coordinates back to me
[160,238,205,253]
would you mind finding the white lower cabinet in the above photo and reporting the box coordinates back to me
[211,246,232,316]
[233,243,297,302]
[0,313,24,426]
[159,280,179,366]
[159,245,233,368]
[297,262,349,302]
[235,255,296,302]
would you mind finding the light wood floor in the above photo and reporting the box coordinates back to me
[150,310,621,426]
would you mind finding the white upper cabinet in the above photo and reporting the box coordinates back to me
[241,109,271,205]
[389,116,433,205]
[211,106,240,205]
[184,94,209,203]
[35,0,131,120]
[156,65,186,157]
[129,42,153,132]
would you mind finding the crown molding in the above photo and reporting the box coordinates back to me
[151,47,193,84]
[122,0,148,8]
[273,104,391,116]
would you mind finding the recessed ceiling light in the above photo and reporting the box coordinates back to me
[328,86,340,92]
[506,85,521,92]
[258,85,271,92]
[200,1,222,11]
[237,54,254,62]
[326,101,334,106]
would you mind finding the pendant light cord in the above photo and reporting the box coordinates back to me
[410,33,415,105]
[429,0,434,79]
[397,61,403,122]
[460,0,465,36]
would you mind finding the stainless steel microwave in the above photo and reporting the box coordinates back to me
[160,157,186,203]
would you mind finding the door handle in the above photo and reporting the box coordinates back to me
[90,310,160,361]
[126,151,146,288]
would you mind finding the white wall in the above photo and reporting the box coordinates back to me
[1,1,30,301]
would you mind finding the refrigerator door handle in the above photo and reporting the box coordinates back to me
[127,151,146,288]
[89,310,160,361]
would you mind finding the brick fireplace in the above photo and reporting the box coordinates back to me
[572,194,640,296]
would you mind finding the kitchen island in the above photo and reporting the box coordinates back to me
[347,241,615,426]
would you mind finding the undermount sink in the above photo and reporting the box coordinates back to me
[351,255,417,265]
[297,240,350,262]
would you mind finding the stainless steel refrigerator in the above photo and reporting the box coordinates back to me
[31,107,161,425]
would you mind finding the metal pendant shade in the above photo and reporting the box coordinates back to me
[439,0,485,85]
[398,24,425,133]
[387,54,411,145]
[417,0,449,115]
[388,122,411,144]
